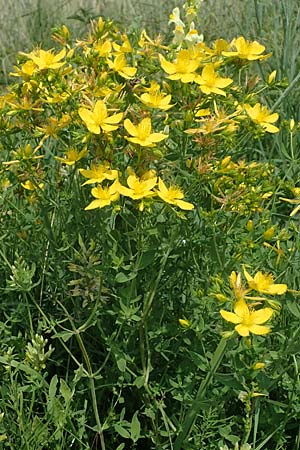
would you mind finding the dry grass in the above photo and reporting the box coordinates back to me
[0,0,181,82]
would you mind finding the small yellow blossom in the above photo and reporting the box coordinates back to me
[222,36,268,61]
[79,100,123,134]
[245,103,279,133]
[208,39,230,56]
[25,48,66,70]
[21,180,44,191]
[118,171,157,200]
[252,362,265,370]
[85,181,120,210]
[107,54,137,79]
[267,70,277,84]
[94,39,112,57]
[195,64,233,96]
[55,148,87,165]
[79,162,118,185]
[124,117,168,147]
[220,299,273,337]
[112,34,132,54]
[10,60,36,79]
[157,178,194,210]
[179,318,191,328]
[243,267,287,295]
[159,50,200,83]
[138,81,173,110]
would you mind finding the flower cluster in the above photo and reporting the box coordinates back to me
[219,268,288,337]
[81,165,194,212]
[0,2,281,218]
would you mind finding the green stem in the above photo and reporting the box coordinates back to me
[271,71,300,111]
[139,246,172,388]
[56,299,106,450]
[174,338,227,450]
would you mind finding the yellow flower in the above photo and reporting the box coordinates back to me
[220,299,273,337]
[26,48,66,70]
[55,148,87,165]
[157,178,194,210]
[79,162,118,185]
[252,362,265,370]
[195,64,233,96]
[112,34,133,54]
[243,267,287,295]
[208,39,231,56]
[21,180,44,191]
[10,60,36,79]
[118,171,157,200]
[85,181,120,210]
[222,36,268,60]
[107,54,137,79]
[138,81,173,110]
[159,50,200,83]
[244,103,279,133]
[124,117,168,147]
[79,100,123,134]
[94,39,112,57]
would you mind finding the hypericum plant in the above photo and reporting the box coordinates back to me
[0,1,298,449]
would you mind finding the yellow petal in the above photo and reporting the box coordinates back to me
[235,324,250,336]
[175,199,194,210]
[78,107,94,124]
[251,307,273,324]
[265,284,287,295]
[158,178,168,195]
[105,112,123,124]
[124,119,138,136]
[159,55,176,74]
[263,123,279,133]
[234,299,249,319]
[220,310,241,324]
[248,324,271,335]
[148,132,168,142]
[85,199,103,210]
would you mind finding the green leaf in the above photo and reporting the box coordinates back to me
[115,272,137,283]
[117,358,126,372]
[138,250,156,270]
[60,379,72,403]
[52,330,74,342]
[286,299,300,318]
[134,375,144,389]
[116,445,125,450]
[130,411,141,443]
[49,375,58,400]
[114,424,130,439]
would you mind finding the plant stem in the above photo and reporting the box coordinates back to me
[271,71,300,111]
[56,299,106,450]
[174,338,227,450]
